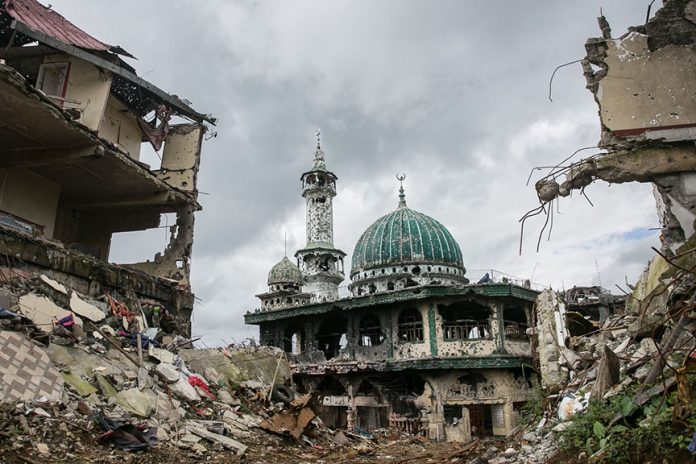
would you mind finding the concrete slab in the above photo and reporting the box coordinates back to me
[18,293,80,332]
[61,372,98,397]
[40,275,67,294]
[69,292,105,322]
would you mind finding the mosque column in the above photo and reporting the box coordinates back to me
[490,301,506,354]
[346,383,357,430]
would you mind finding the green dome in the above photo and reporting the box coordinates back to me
[351,206,464,276]
[268,257,303,285]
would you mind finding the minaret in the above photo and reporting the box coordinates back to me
[294,129,346,302]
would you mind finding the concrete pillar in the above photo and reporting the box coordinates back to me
[489,302,505,353]
[386,308,394,360]
[461,406,472,442]
[427,386,445,441]
[427,303,438,356]
[346,384,357,430]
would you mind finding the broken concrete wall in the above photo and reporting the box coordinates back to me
[42,53,112,131]
[125,205,196,285]
[0,167,61,238]
[587,31,696,139]
[0,227,194,335]
[156,124,205,193]
[535,290,569,391]
[536,0,696,252]
[98,95,143,159]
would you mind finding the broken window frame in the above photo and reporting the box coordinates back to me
[358,314,384,347]
[442,318,491,341]
[316,316,348,360]
[502,305,529,342]
[397,308,424,343]
[36,61,71,106]
[439,301,492,342]
[503,320,529,341]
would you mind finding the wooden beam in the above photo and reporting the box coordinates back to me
[0,145,105,167]
[11,21,215,125]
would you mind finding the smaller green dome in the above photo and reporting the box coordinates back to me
[268,257,303,285]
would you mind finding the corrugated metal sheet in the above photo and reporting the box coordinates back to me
[4,0,131,56]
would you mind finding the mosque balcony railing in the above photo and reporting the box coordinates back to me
[465,269,548,292]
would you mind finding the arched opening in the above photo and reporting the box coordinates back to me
[503,305,529,341]
[356,379,388,430]
[368,283,377,294]
[389,372,431,434]
[315,376,348,429]
[387,281,395,291]
[439,301,491,341]
[316,316,348,360]
[283,324,305,354]
[358,314,383,346]
[398,308,424,343]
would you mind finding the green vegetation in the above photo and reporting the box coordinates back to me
[558,381,696,463]
[519,390,544,426]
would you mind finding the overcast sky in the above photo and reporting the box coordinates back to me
[51,1,660,345]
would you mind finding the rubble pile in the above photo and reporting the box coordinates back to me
[479,253,696,464]
[0,269,501,463]
[0,270,328,462]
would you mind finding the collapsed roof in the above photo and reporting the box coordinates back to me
[0,0,215,124]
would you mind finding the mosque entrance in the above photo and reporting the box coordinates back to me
[467,404,493,436]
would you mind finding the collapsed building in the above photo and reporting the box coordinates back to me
[0,0,214,334]
[536,0,696,256]
[245,134,540,443]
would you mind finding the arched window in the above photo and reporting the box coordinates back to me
[439,301,491,341]
[316,316,348,360]
[504,305,529,341]
[359,314,383,346]
[283,324,305,354]
[398,308,424,343]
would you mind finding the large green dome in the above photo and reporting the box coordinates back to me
[351,205,464,277]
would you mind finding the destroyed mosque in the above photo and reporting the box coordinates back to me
[1,0,696,462]
[245,135,539,442]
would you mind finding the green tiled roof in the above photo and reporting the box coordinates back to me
[351,206,464,275]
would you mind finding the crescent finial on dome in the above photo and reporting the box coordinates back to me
[396,173,407,208]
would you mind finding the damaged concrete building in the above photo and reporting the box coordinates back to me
[536,0,696,256]
[0,0,214,334]
[246,135,539,443]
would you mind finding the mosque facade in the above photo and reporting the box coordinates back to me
[245,134,539,443]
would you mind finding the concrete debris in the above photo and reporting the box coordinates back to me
[69,292,105,322]
[148,345,176,364]
[17,293,81,333]
[172,374,201,402]
[188,423,248,455]
[39,275,67,294]
[156,362,180,383]
[590,346,620,400]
